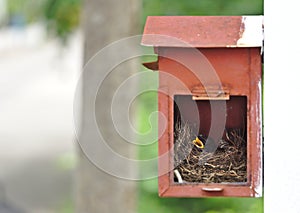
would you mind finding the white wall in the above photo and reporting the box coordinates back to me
[264,0,300,212]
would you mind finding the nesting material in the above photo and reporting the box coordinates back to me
[174,123,247,183]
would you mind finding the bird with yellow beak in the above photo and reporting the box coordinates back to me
[193,136,205,149]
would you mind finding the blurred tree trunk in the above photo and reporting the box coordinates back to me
[76,0,140,212]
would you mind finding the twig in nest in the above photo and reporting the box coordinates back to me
[204,163,218,168]
[174,122,194,166]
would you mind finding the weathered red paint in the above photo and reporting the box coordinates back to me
[142,16,247,48]
[142,16,263,197]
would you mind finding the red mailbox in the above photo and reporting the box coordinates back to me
[142,16,263,197]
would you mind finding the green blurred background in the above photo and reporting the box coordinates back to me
[4,0,263,212]
[5,0,263,42]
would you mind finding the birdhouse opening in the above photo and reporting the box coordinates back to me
[173,95,248,184]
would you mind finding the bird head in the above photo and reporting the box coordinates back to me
[192,135,205,149]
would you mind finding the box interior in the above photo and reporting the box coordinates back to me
[173,95,247,184]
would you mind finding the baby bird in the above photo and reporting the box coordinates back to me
[192,135,205,149]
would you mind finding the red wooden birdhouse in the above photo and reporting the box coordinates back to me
[141,16,263,197]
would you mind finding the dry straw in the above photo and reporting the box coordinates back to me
[174,122,247,183]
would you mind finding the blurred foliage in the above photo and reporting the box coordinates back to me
[138,0,263,213]
[6,0,81,43]
[59,198,74,213]
[142,0,263,19]
[7,0,46,24]
[55,152,77,171]
[44,0,81,43]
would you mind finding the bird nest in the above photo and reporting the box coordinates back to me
[174,122,247,183]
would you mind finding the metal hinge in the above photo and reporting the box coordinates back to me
[191,86,230,100]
